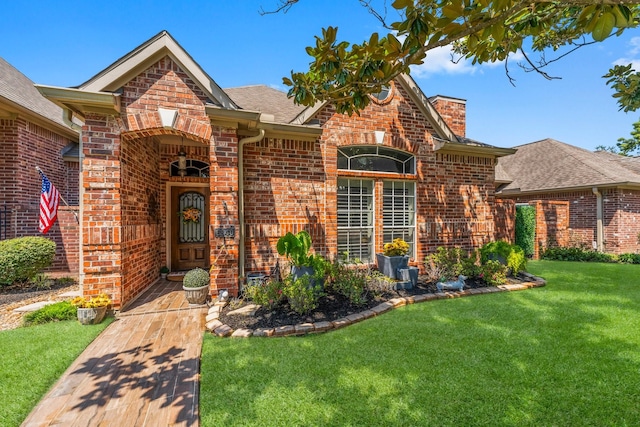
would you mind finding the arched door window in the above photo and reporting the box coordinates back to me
[338,146,415,174]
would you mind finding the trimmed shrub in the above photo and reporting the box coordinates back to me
[243,280,284,310]
[480,240,527,273]
[542,247,618,263]
[424,247,480,281]
[0,237,56,286]
[23,301,77,326]
[326,261,368,306]
[183,268,210,288]
[618,253,640,264]
[515,205,536,257]
[282,275,324,315]
[479,260,509,286]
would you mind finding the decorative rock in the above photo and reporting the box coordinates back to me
[312,321,333,333]
[371,302,393,315]
[214,324,233,337]
[253,328,275,337]
[205,312,220,323]
[231,328,253,338]
[208,305,221,314]
[274,325,295,336]
[227,304,260,317]
[206,319,223,331]
[388,298,407,307]
[332,318,351,329]
[294,323,314,335]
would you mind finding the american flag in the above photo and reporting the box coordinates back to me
[39,173,59,234]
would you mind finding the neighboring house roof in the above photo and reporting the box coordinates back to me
[224,85,306,123]
[497,138,640,195]
[0,57,76,137]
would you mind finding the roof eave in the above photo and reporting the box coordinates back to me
[497,182,640,196]
[0,94,79,140]
[35,84,121,118]
[437,140,516,157]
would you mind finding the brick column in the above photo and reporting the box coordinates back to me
[209,127,239,296]
[81,114,123,305]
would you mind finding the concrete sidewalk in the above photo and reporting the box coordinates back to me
[21,281,208,427]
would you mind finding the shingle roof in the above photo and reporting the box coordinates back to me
[0,57,70,130]
[497,138,640,194]
[224,85,307,124]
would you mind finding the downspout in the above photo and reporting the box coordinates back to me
[238,128,266,288]
[592,187,604,252]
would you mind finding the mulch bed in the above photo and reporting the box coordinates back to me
[220,276,504,331]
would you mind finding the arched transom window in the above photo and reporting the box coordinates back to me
[338,146,415,174]
[170,159,210,177]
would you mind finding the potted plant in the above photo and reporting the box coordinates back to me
[276,230,326,286]
[160,266,169,279]
[71,293,111,325]
[182,267,210,305]
[376,238,410,279]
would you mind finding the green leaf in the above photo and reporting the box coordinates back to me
[392,0,413,11]
[592,11,616,42]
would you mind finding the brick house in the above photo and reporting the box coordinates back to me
[496,138,640,256]
[0,57,80,273]
[34,31,514,308]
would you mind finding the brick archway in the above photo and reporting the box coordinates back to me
[119,112,212,144]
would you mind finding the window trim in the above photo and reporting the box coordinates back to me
[338,145,415,174]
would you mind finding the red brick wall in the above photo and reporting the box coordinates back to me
[430,96,466,137]
[0,117,79,272]
[495,199,515,243]
[233,80,501,273]
[500,189,640,254]
[528,200,570,259]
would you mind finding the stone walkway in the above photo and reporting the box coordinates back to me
[21,280,207,427]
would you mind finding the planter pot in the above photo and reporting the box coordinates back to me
[376,254,409,279]
[291,266,323,288]
[77,306,108,325]
[160,273,168,279]
[183,284,210,305]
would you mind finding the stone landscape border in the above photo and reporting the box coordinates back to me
[205,273,546,338]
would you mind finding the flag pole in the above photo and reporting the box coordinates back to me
[36,166,79,223]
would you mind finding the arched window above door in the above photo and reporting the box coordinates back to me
[337,146,415,174]
[170,159,210,177]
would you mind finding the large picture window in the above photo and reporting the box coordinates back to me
[382,181,415,257]
[337,179,374,262]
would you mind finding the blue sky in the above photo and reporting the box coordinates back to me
[2,0,639,152]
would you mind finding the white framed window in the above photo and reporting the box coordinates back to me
[337,178,374,262]
[382,180,415,257]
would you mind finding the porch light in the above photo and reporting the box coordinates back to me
[178,150,187,176]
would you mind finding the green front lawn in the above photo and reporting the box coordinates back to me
[201,261,640,426]
[0,319,111,427]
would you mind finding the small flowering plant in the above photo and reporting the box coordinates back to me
[383,238,410,257]
[71,293,112,309]
[178,206,202,223]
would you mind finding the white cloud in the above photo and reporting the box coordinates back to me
[410,45,525,77]
[612,37,640,70]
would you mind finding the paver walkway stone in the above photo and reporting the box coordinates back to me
[21,280,207,427]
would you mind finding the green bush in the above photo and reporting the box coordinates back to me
[0,237,56,285]
[326,261,368,306]
[23,301,77,326]
[542,247,618,263]
[515,205,536,257]
[243,279,284,310]
[479,260,509,286]
[282,275,324,315]
[618,253,640,264]
[424,247,479,281]
[183,268,210,288]
[480,240,527,273]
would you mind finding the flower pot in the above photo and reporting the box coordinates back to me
[160,273,168,279]
[77,306,108,325]
[183,284,210,305]
[376,254,409,279]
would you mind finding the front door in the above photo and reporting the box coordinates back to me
[171,186,209,271]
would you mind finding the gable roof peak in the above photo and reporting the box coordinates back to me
[77,30,237,109]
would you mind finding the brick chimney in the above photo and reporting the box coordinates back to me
[429,95,466,137]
